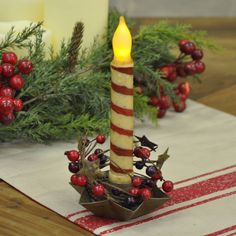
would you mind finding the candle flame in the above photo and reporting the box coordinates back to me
[112,16,132,64]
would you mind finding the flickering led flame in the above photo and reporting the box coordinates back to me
[112,16,132,64]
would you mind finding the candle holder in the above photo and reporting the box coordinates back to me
[64,134,173,221]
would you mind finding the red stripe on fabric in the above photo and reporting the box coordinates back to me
[111,122,133,136]
[66,165,236,219]
[204,225,236,236]
[111,65,133,75]
[110,142,133,156]
[110,163,133,174]
[175,164,236,186]
[112,82,133,96]
[66,210,88,219]
[111,102,133,116]
[72,171,236,234]
[226,232,236,236]
[99,191,236,235]
[161,171,236,208]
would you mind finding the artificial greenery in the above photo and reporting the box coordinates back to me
[0,10,214,142]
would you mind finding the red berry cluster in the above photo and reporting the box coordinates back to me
[65,134,108,197]
[0,51,33,125]
[133,146,173,192]
[65,134,173,209]
[140,39,205,119]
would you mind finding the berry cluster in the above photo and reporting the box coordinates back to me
[65,134,173,209]
[0,51,33,125]
[138,39,205,119]
[65,134,108,198]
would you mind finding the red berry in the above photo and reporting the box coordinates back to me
[129,187,139,196]
[195,61,205,74]
[92,184,105,197]
[77,175,88,187]
[176,91,188,102]
[184,61,196,75]
[2,52,18,65]
[178,82,191,96]
[180,41,196,55]
[13,98,24,112]
[176,64,187,77]
[70,174,79,185]
[134,147,151,159]
[191,49,204,60]
[158,95,171,109]
[9,75,25,90]
[162,180,174,192]
[173,101,186,113]
[157,108,167,118]
[178,39,189,48]
[87,154,98,162]
[151,169,162,181]
[132,176,142,187]
[0,65,3,75]
[0,87,14,98]
[2,63,14,77]
[18,59,33,74]
[140,188,152,200]
[0,97,14,115]
[160,65,177,82]
[148,96,159,107]
[64,150,80,162]
[0,112,15,125]
[96,134,106,144]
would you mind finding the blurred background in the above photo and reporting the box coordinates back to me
[110,0,236,116]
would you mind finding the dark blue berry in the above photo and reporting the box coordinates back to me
[111,188,121,196]
[146,166,157,177]
[135,161,145,170]
[68,162,80,173]
[125,196,136,207]
[145,179,156,188]
[99,155,108,165]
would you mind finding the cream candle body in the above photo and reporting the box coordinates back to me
[44,0,108,53]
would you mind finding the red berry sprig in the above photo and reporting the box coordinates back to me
[0,52,33,125]
[141,39,205,119]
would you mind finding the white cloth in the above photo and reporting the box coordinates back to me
[0,100,235,236]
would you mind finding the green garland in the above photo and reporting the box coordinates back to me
[0,10,215,142]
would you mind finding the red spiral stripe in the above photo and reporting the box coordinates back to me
[111,102,133,116]
[111,65,133,75]
[111,82,133,96]
[111,122,133,136]
[110,163,133,174]
[110,142,133,156]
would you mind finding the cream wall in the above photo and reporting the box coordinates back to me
[109,0,236,17]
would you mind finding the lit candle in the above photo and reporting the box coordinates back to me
[44,0,108,53]
[109,16,134,185]
[0,0,43,22]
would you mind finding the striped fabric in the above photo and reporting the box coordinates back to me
[0,100,235,235]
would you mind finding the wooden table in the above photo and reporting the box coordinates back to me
[1,18,236,236]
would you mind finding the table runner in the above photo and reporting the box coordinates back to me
[0,100,235,236]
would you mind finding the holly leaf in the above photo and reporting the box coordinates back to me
[135,135,158,151]
[156,148,170,169]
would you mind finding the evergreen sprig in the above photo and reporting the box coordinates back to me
[0,10,214,142]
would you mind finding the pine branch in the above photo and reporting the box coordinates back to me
[67,22,84,73]
[0,22,43,52]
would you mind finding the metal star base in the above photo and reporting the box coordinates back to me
[71,183,170,221]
